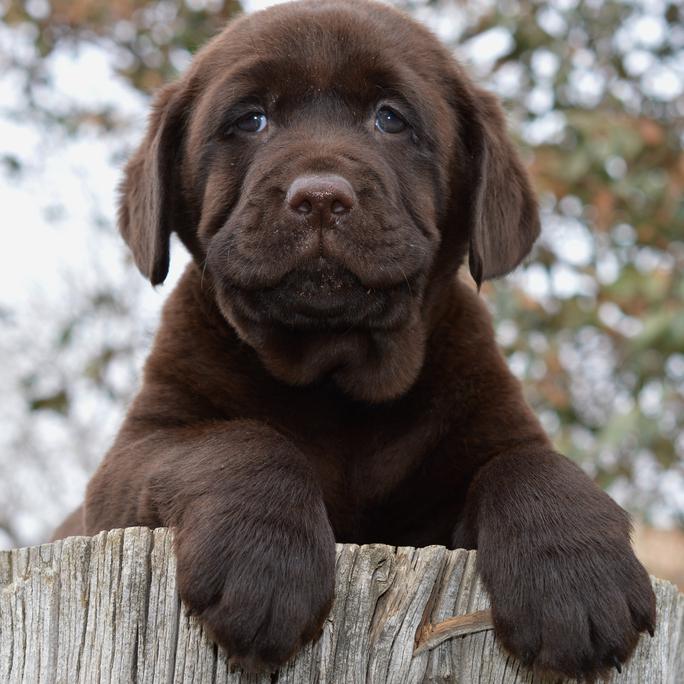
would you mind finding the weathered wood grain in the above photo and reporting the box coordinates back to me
[0,528,681,683]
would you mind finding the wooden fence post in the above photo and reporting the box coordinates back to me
[1,527,682,683]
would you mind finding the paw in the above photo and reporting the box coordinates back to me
[174,496,336,672]
[481,541,655,681]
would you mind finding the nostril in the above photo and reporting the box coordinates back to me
[331,200,348,215]
[296,200,312,215]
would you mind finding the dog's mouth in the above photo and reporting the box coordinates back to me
[226,258,416,331]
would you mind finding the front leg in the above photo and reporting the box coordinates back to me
[459,448,656,681]
[85,420,335,672]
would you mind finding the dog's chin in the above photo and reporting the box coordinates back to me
[211,261,427,402]
[225,260,416,332]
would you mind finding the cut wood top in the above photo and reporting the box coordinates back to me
[1,527,682,683]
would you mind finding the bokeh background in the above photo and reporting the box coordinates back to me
[0,0,682,585]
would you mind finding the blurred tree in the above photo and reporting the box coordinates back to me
[0,0,682,546]
[400,0,684,521]
[3,0,240,90]
[0,0,243,547]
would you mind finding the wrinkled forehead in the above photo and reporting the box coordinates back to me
[190,2,448,114]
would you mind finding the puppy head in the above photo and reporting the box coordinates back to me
[119,0,539,402]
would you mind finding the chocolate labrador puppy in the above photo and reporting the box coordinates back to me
[55,0,655,679]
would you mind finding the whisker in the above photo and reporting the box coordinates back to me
[398,265,413,298]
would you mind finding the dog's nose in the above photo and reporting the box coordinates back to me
[286,175,355,221]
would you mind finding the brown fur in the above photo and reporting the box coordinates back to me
[55,1,655,679]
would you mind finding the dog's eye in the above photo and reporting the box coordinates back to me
[236,112,267,133]
[375,107,407,134]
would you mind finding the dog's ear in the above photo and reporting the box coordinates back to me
[460,86,540,287]
[118,82,189,286]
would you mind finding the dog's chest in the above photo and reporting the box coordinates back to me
[262,390,454,540]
